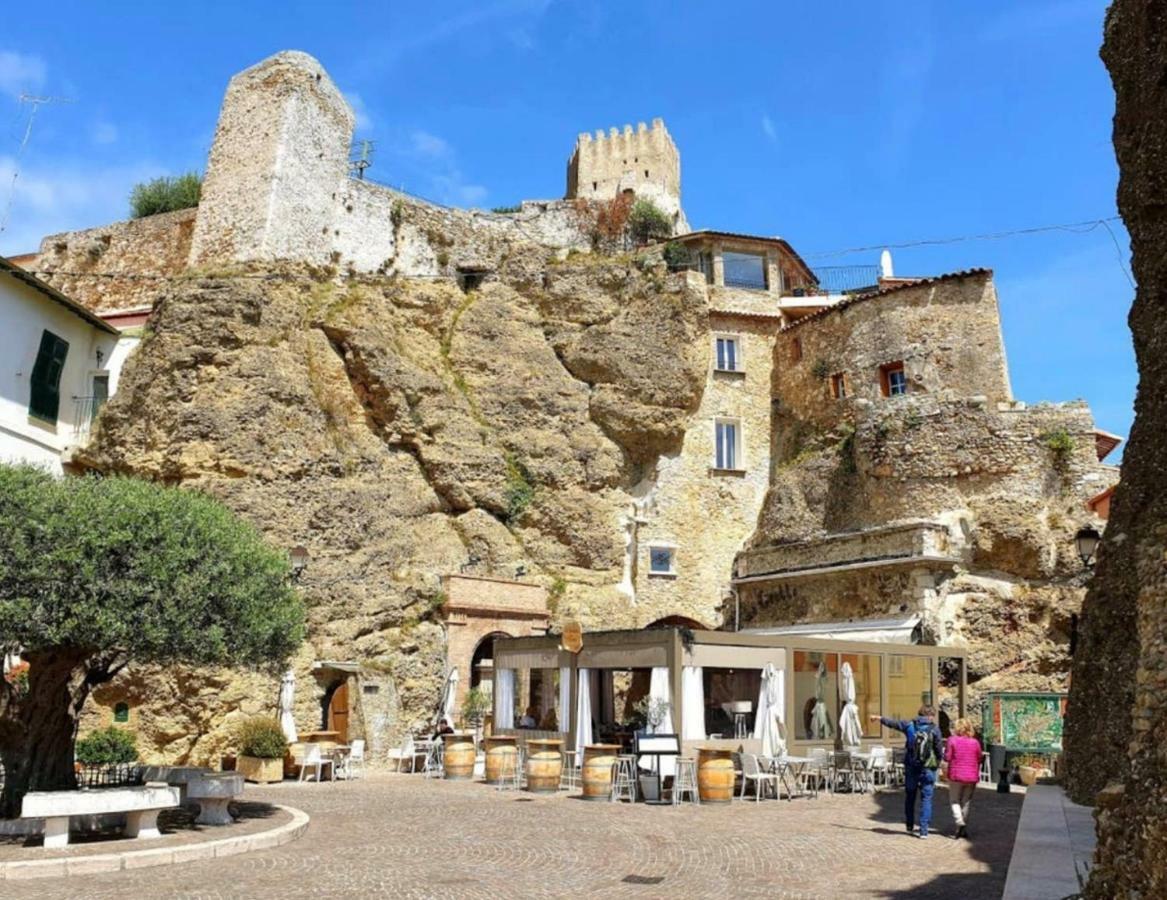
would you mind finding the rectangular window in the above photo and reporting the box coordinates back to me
[841,653,883,738]
[648,545,675,575]
[880,362,907,397]
[28,330,70,424]
[794,651,838,741]
[698,252,714,285]
[830,372,849,400]
[714,336,740,372]
[714,418,742,470]
[722,251,768,291]
[790,337,802,363]
[885,655,934,736]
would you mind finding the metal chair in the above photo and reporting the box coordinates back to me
[892,748,907,786]
[497,746,525,792]
[807,747,831,792]
[559,750,580,791]
[672,758,699,806]
[739,753,779,802]
[868,746,891,789]
[422,740,443,779]
[387,736,418,773]
[979,751,992,784]
[347,739,366,779]
[610,756,637,803]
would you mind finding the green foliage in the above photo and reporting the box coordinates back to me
[491,204,521,214]
[627,198,672,245]
[390,199,405,229]
[547,575,566,616]
[633,695,671,730]
[129,172,202,219]
[75,727,138,765]
[662,241,690,270]
[0,465,305,669]
[504,454,535,524]
[810,358,831,381]
[236,717,289,759]
[837,424,858,475]
[1043,428,1076,474]
[461,686,491,724]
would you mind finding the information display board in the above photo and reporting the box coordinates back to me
[981,692,1068,752]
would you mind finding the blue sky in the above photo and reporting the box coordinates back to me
[0,0,1135,444]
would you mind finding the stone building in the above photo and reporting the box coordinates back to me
[2,49,1121,762]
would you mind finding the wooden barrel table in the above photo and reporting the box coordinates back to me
[697,747,736,803]
[581,743,621,802]
[483,735,518,784]
[442,732,476,780]
[525,738,563,793]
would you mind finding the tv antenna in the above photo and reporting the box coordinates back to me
[350,139,374,180]
[1,94,75,236]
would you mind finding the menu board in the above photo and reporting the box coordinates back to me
[982,693,1067,751]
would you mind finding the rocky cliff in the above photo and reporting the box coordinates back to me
[77,249,709,762]
[1065,1,1167,894]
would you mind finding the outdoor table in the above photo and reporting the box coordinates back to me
[581,744,622,801]
[301,730,342,743]
[525,738,563,793]
[777,755,819,798]
[483,735,518,785]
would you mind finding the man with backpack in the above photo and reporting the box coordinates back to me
[870,705,943,839]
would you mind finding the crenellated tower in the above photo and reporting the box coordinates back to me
[566,119,687,231]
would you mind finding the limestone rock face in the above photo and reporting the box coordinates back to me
[1065,2,1167,895]
[78,258,708,761]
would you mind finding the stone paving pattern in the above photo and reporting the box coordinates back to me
[18,773,1022,898]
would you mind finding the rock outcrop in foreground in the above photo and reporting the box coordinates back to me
[1065,1,1167,895]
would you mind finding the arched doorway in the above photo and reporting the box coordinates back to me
[321,679,350,741]
[644,615,708,630]
[470,631,511,701]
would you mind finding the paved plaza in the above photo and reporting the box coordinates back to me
[18,772,1022,899]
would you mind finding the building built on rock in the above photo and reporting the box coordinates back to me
[3,49,1120,763]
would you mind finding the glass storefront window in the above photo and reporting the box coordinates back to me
[885,654,934,733]
[841,653,882,738]
[794,650,838,740]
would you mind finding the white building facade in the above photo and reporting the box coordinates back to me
[0,257,137,474]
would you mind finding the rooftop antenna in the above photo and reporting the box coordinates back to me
[350,139,374,180]
[2,94,74,235]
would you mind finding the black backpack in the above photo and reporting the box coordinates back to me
[911,723,940,769]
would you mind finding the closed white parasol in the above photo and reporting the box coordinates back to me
[279,669,297,743]
[839,661,862,748]
[753,663,786,758]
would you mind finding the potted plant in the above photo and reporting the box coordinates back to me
[462,687,491,743]
[633,696,672,802]
[235,717,288,784]
[75,726,138,786]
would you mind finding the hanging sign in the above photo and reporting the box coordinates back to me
[560,620,583,654]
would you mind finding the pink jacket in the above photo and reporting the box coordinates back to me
[945,734,982,783]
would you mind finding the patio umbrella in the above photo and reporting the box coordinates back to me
[839,661,862,748]
[440,667,459,727]
[753,663,786,758]
[811,661,834,740]
[278,669,297,743]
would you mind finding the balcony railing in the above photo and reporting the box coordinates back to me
[72,395,105,438]
[807,264,882,295]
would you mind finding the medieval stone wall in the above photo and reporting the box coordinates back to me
[565,120,683,226]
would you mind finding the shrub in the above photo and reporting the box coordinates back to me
[129,172,202,218]
[810,358,832,381]
[1043,428,1076,473]
[237,717,289,759]
[627,198,672,245]
[662,241,690,271]
[462,687,491,724]
[504,453,535,524]
[390,199,405,228]
[491,204,521,214]
[75,727,138,765]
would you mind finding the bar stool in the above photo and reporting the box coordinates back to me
[423,741,443,779]
[559,750,580,791]
[497,746,525,792]
[610,756,637,803]
[672,758,700,806]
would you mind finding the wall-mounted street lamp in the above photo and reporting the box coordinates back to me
[289,545,310,581]
[1074,526,1102,569]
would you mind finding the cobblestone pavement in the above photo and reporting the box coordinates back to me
[19,773,1022,899]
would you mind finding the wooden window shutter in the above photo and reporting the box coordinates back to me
[28,330,69,423]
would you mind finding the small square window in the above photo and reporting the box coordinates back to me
[714,336,741,372]
[830,373,849,400]
[880,362,907,397]
[649,546,675,575]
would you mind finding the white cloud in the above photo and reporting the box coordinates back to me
[346,92,373,132]
[0,50,46,99]
[382,129,487,208]
[0,155,166,255]
[91,121,118,146]
[761,114,777,144]
[409,130,451,159]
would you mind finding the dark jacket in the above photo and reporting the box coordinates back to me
[880,715,942,770]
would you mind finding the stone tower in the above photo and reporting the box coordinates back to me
[189,51,355,267]
[566,119,687,231]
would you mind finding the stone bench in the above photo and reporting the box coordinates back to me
[140,766,245,825]
[21,782,180,849]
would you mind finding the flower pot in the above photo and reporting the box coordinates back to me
[237,754,283,784]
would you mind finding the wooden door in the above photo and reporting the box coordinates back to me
[327,681,349,741]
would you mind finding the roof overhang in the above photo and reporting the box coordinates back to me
[1,255,118,335]
[668,230,817,285]
[741,615,923,645]
[1093,429,1123,462]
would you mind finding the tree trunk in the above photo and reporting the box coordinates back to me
[0,649,94,819]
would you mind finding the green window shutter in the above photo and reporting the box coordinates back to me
[28,330,69,424]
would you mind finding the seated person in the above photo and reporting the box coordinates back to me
[538,708,559,731]
[431,718,454,740]
[518,705,539,729]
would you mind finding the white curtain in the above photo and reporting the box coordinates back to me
[495,668,515,730]
[681,666,705,741]
[278,670,297,743]
[643,666,676,777]
[839,661,862,748]
[575,668,593,758]
[753,663,786,758]
[558,666,571,734]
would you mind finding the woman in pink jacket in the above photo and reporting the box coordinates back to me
[943,718,982,839]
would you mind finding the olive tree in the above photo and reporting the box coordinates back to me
[0,466,305,816]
